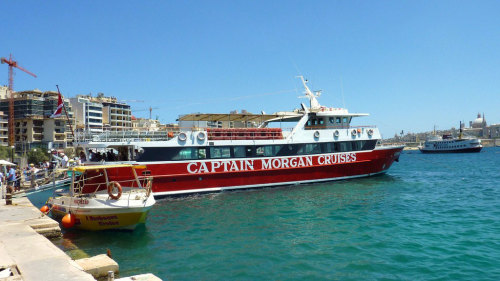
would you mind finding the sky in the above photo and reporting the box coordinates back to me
[1,0,499,138]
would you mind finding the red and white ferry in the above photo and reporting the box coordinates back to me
[77,77,404,197]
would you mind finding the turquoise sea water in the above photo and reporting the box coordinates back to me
[34,147,500,280]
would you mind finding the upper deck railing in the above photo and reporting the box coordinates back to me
[207,128,284,140]
[75,125,377,143]
[304,125,377,130]
[75,130,176,143]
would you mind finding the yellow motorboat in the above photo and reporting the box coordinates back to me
[46,164,155,231]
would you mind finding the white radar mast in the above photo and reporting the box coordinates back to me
[297,75,322,110]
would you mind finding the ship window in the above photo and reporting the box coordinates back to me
[307,118,316,126]
[336,117,341,124]
[246,146,253,157]
[322,142,336,153]
[210,147,231,159]
[255,145,283,157]
[255,146,265,156]
[172,147,204,160]
[271,145,283,155]
[234,146,245,157]
[335,141,352,152]
[343,117,348,124]
[276,144,301,156]
[198,148,207,159]
[329,117,335,124]
[138,147,209,162]
[352,141,362,151]
[233,146,253,158]
[298,143,321,155]
[361,140,377,150]
[319,119,324,125]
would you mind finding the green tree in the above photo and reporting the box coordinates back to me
[0,146,12,160]
[27,148,50,165]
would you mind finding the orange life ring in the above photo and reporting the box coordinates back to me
[107,181,122,200]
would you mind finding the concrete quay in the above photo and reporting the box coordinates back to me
[0,196,94,281]
[0,196,161,281]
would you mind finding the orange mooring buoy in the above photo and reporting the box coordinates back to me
[61,213,76,228]
[40,205,49,214]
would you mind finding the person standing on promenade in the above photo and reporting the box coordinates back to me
[60,153,69,168]
[7,165,16,189]
[29,164,39,189]
[0,169,4,199]
[79,151,87,165]
[15,169,21,192]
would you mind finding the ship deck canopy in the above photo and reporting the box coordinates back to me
[178,112,303,123]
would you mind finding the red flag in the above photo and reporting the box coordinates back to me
[50,92,63,118]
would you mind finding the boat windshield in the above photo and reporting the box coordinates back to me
[72,165,147,195]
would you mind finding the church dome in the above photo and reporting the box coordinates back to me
[472,113,486,128]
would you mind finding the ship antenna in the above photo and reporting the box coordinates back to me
[340,76,346,109]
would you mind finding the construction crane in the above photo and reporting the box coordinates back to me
[1,54,37,146]
[132,106,159,119]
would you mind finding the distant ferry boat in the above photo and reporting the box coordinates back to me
[419,126,482,153]
[77,77,404,197]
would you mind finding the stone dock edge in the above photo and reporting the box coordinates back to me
[0,195,161,281]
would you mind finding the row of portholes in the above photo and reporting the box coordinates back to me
[313,129,374,139]
[178,132,207,142]
[180,129,375,141]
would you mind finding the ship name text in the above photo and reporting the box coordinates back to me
[186,153,357,174]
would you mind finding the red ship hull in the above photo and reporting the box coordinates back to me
[77,77,404,198]
[105,146,402,198]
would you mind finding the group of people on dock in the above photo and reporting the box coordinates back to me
[0,148,129,198]
[86,149,129,162]
[0,165,21,193]
[0,152,73,198]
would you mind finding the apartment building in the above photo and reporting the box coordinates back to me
[70,96,104,133]
[0,86,8,99]
[0,111,7,146]
[99,99,132,131]
[132,117,162,131]
[0,89,75,150]
[70,93,132,133]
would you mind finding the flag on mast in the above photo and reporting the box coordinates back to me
[50,92,64,118]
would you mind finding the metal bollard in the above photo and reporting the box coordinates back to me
[107,271,114,281]
[5,186,13,205]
